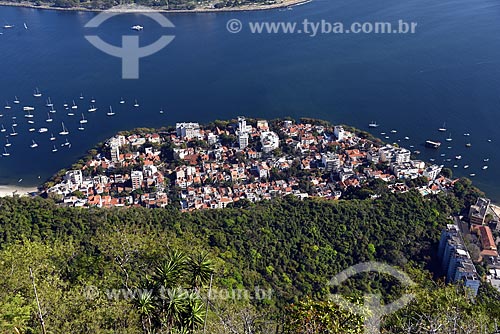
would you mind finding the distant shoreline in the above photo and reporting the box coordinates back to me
[0,0,311,13]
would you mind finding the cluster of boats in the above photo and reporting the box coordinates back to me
[368,121,492,178]
[1,88,143,157]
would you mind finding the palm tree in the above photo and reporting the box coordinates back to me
[182,291,205,331]
[161,287,188,330]
[136,290,155,334]
[154,250,187,289]
[187,252,214,291]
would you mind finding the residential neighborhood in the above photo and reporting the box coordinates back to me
[45,117,456,210]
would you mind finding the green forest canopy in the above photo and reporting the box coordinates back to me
[0,179,499,333]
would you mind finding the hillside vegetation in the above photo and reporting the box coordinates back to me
[0,179,499,333]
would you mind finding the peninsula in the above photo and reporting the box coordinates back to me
[0,0,310,12]
[43,117,455,209]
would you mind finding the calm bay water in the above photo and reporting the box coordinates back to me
[1,0,500,200]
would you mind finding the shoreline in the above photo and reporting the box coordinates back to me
[0,185,39,197]
[0,0,312,13]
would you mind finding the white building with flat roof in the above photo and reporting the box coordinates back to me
[176,122,201,140]
[260,131,280,153]
[131,171,144,190]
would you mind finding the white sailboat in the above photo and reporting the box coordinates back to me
[30,140,38,148]
[4,102,11,110]
[52,145,58,153]
[24,23,28,30]
[134,99,139,107]
[71,100,78,110]
[5,138,11,147]
[2,147,10,157]
[50,133,56,141]
[445,134,452,142]
[159,108,164,114]
[79,114,88,124]
[90,97,96,103]
[33,88,42,97]
[23,106,35,111]
[38,127,48,133]
[438,122,447,132]
[119,98,125,104]
[28,120,35,124]
[13,96,20,104]
[0,124,5,133]
[46,97,53,107]
[10,126,18,136]
[79,93,84,100]
[46,113,53,123]
[59,122,69,135]
[106,106,115,116]
[88,105,97,112]
[29,128,36,132]
[24,111,34,118]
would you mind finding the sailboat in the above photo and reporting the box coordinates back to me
[119,98,125,104]
[79,114,88,124]
[13,96,20,104]
[438,123,447,132]
[159,108,164,114]
[10,126,18,136]
[49,105,56,114]
[23,106,35,111]
[33,88,42,97]
[29,128,36,132]
[134,99,139,107]
[30,140,38,148]
[38,128,48,133]
[46,97,53,107]
[46,113,53,123]
[28,120,35,124]
[52,145,58,153]
[24,111,34,118]
[445,134,452,142]
[50,133,56,141]
[71,100,78,110]
[5,138,11,147]
[78,125,85,131]
[0,124,5,133]
[90,97,96,103]
[24,23,28,30]
[88,105,97,112]
[106,106,115,116]
[2,147,10,157]
[4,102,11,110]
[368,121,379,128]
[79,93,84,100]
[59,122,69,135]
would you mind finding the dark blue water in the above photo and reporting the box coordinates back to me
[1,0,500,200]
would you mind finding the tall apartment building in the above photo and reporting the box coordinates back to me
[131,171,144,190]
[438,224,480,296]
